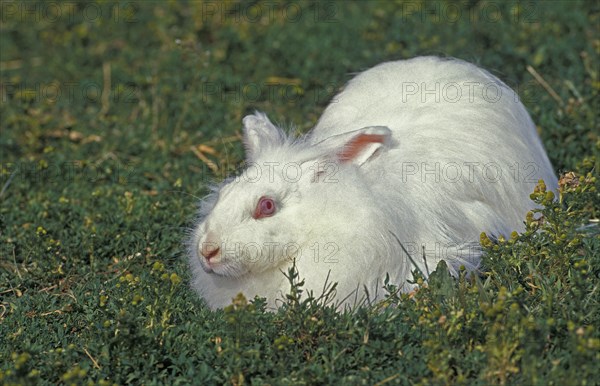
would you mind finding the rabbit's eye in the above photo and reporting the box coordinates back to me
[253,196,276,219]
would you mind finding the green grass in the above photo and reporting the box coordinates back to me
[1,1,599,384]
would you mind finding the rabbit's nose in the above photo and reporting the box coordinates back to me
[201,243,220,261]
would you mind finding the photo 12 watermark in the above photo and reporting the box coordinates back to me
[200,1,338,24]
[200,241,340,264]
[198,80,549,107]
[197,239,481,266]
[195,160,548,185]
[0,1,138,23]
[0,161,138,186]
[1,81,140,105]
[398,1,540,24]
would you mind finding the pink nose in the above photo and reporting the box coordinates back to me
[201,242,220,261]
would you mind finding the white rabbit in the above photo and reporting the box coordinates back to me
[188,56,558,310]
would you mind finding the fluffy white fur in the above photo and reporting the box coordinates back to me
[188,56,558,310]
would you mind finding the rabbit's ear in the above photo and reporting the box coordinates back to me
[327,126,392,166]
[242,112,286,162]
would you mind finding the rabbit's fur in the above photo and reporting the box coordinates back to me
[189,56,558,310]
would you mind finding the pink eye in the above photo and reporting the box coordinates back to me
[253,196,276,219]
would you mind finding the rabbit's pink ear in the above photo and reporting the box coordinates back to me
[334,126,392,166]
[242,112,286,162]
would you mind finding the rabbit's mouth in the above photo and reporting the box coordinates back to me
[202,261,229,276]
[202,256,252,278]
[200,256,220,274]
[201,263,215,274]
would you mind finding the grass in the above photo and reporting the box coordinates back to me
[1,0,599,384]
